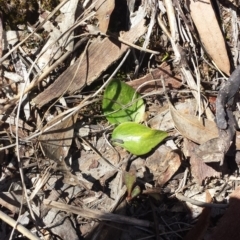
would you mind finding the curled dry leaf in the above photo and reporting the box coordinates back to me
[169,100,240,164]
[169,102,218,144]
[188,0,230,75]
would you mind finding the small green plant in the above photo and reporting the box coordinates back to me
[102,79,167,202]
[102,79,168,156]
[123,169,141,202]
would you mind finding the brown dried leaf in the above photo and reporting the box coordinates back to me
[39,113,77,161]
[95,0,115,33]
[39,114,91,188]
[157,150,181,186]
[188,0,230,75]
[209,186,240,240]
[127,63,182,93]
[169,103,218,144]
[170,101,240,150]
[145,145,181,186]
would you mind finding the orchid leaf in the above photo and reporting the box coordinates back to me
[112,122,168,155]
[131,186,141,199]
[102,79,145,123]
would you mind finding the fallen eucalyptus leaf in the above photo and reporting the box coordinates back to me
[169,103,218,144]
[102,79,145,124]
[188,0,230,75]
[112,122,168,155]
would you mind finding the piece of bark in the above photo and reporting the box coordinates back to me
[33,20,146,108]
[127,63,182,93]
[186,140,220,185]
[216,65,240,130]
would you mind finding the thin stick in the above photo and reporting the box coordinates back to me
[0,210,39,240]
[106,32,160,55]
[175,193,228,208]
[43,199,154,228]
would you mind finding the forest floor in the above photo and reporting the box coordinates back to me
[0,0,240,240]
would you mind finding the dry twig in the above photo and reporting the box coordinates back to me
[0,210,39,240]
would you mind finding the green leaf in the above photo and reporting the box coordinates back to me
[131,186,141,199]
[102,79,145,123]
[112,122,168,155]
[123,170,137,197]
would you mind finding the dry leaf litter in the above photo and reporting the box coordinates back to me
[0,0,240,240]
